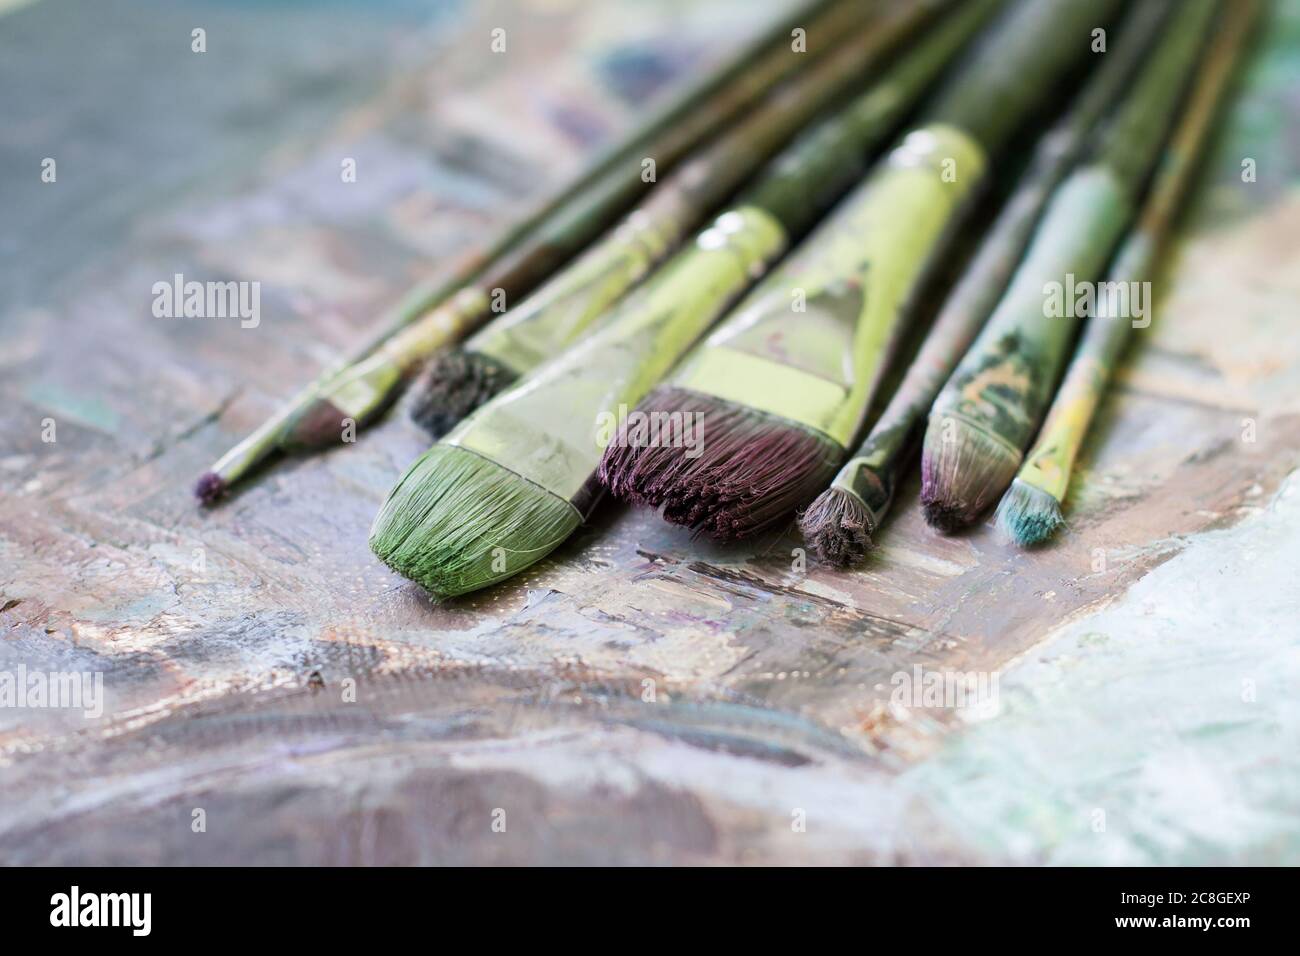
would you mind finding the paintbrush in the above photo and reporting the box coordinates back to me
[268,0,891,452]
[997,0,1258,547]
[600,0,1124,542]
[193,0,858,503]
[367,0,1005,599]
[799,0,1171,566]
[920,0,1219,533]
[404,0,952,439]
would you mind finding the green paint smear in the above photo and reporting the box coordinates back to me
[24,382,121,433]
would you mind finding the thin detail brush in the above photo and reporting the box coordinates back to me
[276,0,901,452]
[601,0,1125,541]
[997,0,1258,547]
[920,0,1219,533]
[194,0,858,501]
[367,1,1006,599]
[406,0,953,439]
[800,0,1170,565]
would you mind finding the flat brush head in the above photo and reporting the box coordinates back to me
[598,386,841,541]
[920,416,1021,533]
[798,487,875,568]
[995,477,1064,547]
[407,349,518,440]
[194,471,227,506]
[369,444,580,599]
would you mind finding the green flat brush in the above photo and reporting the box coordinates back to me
[997,0,1258,547]
[194,0,858,502]
[273,0,892,452]
[799,0,1169,566]
[368,0,1004,600]
[601,0,1124,541]
[405,0,950,439]
[920,0,1219,533]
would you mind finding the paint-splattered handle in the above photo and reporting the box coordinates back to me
[930,166,1132,453]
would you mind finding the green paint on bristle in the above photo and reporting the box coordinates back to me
[369,445,580,598]
[995,477,1064,547]
[372,2,1014,595]
[375,205,790,597]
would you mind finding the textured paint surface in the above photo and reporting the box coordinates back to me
[1,0,1299,864]
[906,473,1300,865]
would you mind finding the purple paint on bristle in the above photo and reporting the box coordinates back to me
[194,471,226,506]
[599,387,841,541]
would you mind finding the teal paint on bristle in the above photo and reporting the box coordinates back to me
[369,444,580,599]
[994,477,1065,548]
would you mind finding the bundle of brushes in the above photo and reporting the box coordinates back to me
[194,0,865,502]
[920,0,1220,534]
[799,0,1172,566]
[996,0,1259,548]
[405,0,948,439]
[601,0,1124,542]
[368,0,1005,599]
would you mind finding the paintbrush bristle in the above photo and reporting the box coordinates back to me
[995,477,1064,547]
[194,471,227,506]
[798,486,875,568]
[281,359,403,450]
[920,415,1021,533]
[280,397,350,450]
[598,386,841,541]
[369,444,579,599]
[407,349,518,440]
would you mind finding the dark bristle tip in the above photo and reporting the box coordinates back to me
[798,487,875,568]
[919,416,1022,533]
[194,471,226,506]
[598,387,842,541]
[282,398,350,450]
[995,479,1065,548]
[408,350,518,439]
[921,498,973,534]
